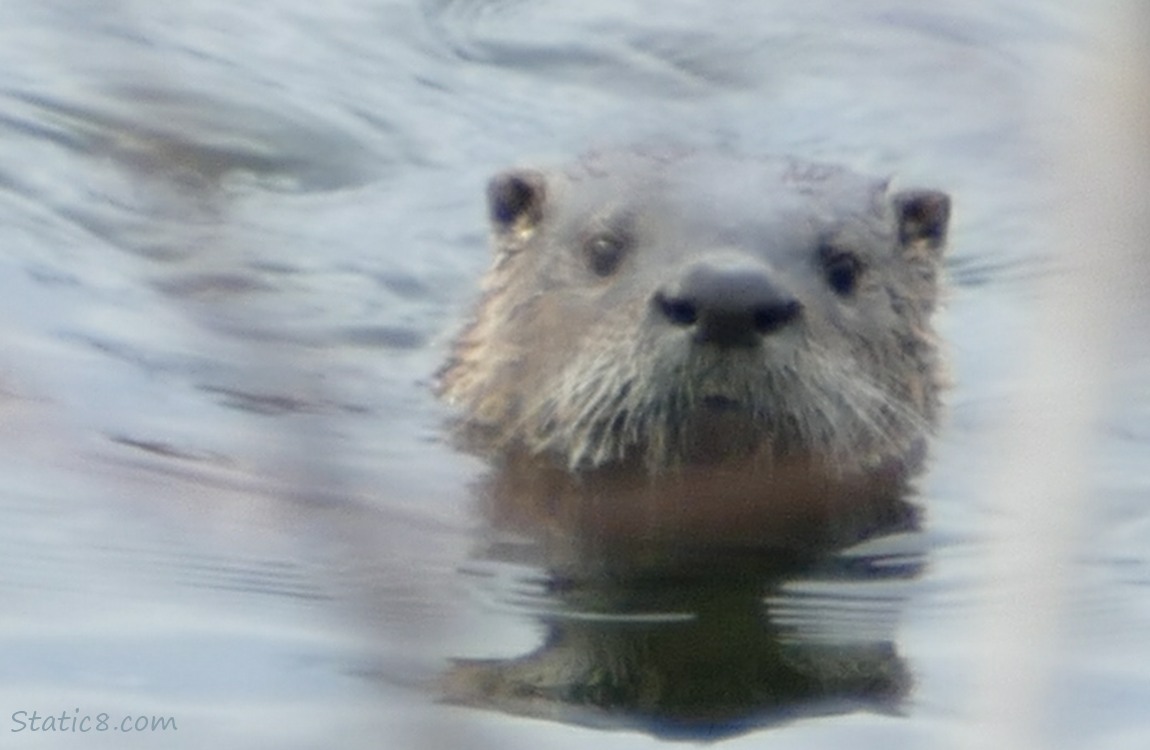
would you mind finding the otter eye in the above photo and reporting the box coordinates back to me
[585,233,627,277]
[821,248,863,296]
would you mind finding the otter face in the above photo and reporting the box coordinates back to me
[438,150,950,476]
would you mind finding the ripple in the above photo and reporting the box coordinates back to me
[421,0,755,96]
[8,85,380,193]
[337,325,427,350]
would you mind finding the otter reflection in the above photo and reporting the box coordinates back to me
[443,487,921,738]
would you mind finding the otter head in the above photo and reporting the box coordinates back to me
[438,149,950,479]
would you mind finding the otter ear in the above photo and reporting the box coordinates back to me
[487,169,546,234]
[892,189,951,254]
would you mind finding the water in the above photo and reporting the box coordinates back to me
[1,1,1147,748]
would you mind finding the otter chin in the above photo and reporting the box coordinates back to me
[438,146,950,560]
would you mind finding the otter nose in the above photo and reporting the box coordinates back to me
[654,259,802,346]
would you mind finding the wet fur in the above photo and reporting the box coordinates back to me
[438,149,947,480]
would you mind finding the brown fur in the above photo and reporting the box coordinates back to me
[438,148,949,558]
[440,150,948,467]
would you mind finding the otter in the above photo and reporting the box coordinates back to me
[438,146,950,560]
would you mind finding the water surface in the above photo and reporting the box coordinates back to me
[1,2,1147,748]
